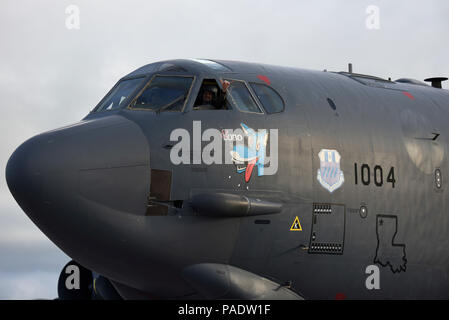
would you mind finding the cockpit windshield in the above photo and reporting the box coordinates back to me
[130,75,194,112]
[94,77,145,112]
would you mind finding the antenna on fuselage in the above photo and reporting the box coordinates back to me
[424,77,448,89]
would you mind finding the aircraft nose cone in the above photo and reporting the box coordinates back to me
[6,132,76,228]
[6,135,48,217]
[6,115,151,280]
[7,116,151,226]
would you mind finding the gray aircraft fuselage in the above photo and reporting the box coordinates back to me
[6,59,449,299]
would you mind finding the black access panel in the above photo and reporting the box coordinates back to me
[308,203,345,254]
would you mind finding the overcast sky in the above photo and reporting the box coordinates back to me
[1,0,448,299]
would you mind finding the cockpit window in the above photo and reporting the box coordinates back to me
[193,79,230,110]
[130,75,194,112]
[226,80,262,113]
[95,77,145,112]
[249,83,284,114]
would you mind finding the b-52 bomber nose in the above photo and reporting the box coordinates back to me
[5,115,163,291]
[6,115,150,226]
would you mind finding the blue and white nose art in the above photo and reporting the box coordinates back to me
[317,149,344,193]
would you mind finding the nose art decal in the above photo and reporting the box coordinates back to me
[230,123,268,183]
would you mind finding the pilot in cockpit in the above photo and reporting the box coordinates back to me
[194,80,231,110]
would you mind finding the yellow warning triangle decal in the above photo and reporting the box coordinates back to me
[290,216,302,231]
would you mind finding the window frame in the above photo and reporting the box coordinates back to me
[92,75,148,113]
[249,82,285,114]
[224,78,265,115]
[127,74,197,113]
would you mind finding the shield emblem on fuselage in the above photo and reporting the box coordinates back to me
[317,149,344,193]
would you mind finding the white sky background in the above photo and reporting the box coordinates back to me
[0,0,448,299]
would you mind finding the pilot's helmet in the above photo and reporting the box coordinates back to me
[203,85,218,100]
